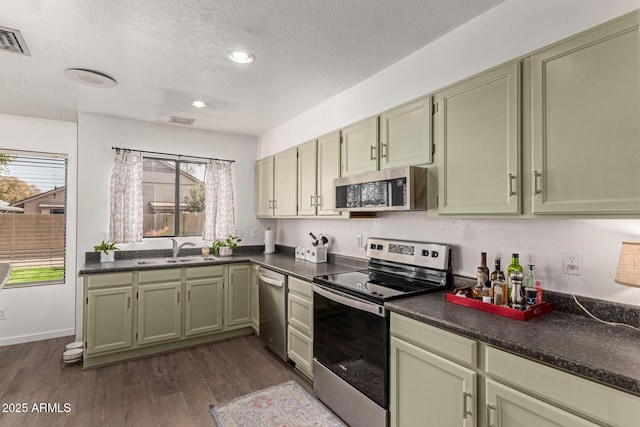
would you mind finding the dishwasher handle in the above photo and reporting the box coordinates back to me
[258,273,284,288]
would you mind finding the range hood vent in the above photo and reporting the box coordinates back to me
[169,116,195,125]
[0,26,31,56]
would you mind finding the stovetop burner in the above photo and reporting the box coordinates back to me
[313,238,452,304]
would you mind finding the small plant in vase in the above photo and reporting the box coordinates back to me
[213,235,241,256]
[94,241,119,263]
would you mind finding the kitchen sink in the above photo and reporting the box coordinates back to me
[132,256,221,266]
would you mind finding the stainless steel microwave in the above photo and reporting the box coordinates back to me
[334,166,427,212]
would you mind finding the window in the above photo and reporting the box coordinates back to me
[142,157,206,237]
[0,151,67,286]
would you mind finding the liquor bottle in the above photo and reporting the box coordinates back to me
[479,252,490,287]
[491,257,507,306]
[506,253,523,298]
[473,267,485,299]
[523,263,535,288]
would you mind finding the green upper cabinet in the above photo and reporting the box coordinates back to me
[297,131,342,217]
[379,96,433,170]
[273,147,298,216]
[437,62,521,215]
[341,116,379,176]
[531,13,640,214]
[255,156,274,217]
[316,130,342,216]
[297,139,318,216]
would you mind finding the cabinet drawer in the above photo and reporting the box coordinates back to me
[390,313,476,368]
[486,346,640,426]
[288,276,313,299]
[288,325,313,377]
[86,272,133,289]
[185,265,223,279]
[288,293,313,337]
[138,268,181,284]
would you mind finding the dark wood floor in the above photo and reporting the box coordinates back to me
[0,334,313,426]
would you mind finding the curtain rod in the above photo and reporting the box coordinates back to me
[111,146,235,163]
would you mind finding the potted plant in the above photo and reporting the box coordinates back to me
[213,235,241,257]
[94,241,119,263]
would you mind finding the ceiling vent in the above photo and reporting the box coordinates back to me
[0,26,31,56]
[169,116,195,125]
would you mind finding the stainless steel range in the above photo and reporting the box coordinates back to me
[312,238,452,427]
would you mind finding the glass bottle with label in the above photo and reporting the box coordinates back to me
[479,252,490,287]
[523,263,537,307]
[491,257,507,306]
[506,253,523,299]
[473,267,485,299]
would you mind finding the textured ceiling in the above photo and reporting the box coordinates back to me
[0,0,506,136]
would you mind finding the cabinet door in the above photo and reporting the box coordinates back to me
[137,281,182,345]
[184,276,223,336]
[250,264,259,332]
[227,264,251,327]
[287,325,313,378]
[437,62,520,214]
[380,96,433,170]
[86,287,133,355]
[287,292,312,337]
[317,130,342,216]
[341,116,379,176]
[486,379,598,427]
[297,139,318,216]
[390,336,476,427]
[274,148,298,216]
[531,14,639,214]
[256,156,274,217]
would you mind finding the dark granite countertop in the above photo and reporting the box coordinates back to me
[386,291,640,398]
[79,252,366,282]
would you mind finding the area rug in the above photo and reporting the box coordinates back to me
[209,380,345,427]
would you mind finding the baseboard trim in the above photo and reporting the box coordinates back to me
[0,328,75,347]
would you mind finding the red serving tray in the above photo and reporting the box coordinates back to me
[446,288,553,321]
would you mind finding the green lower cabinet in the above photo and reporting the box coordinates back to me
[250,264,260,333]
[227,264,251,328]
[185,275,223,336]
[390,335,476,427]
[85,286,133,355]
[137,281,182,346]
[485,379,597,427]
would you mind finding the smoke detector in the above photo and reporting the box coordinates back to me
[0,26,31,56]
[65,69,117,88]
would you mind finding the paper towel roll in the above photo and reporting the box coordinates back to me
[264,228,275,254]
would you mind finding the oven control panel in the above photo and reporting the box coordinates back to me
[366,237,450,270]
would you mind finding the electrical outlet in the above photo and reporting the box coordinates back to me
[251,228,258,238]
[356,235,362,248]
[0,308,7,320]
[563,252,581,276]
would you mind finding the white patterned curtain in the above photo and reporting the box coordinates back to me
[203,160,235,241]
[109,150,143,243]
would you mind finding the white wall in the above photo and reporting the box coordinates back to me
[0,113,78,345]
[259,0,640,305]
[75,113,267,339]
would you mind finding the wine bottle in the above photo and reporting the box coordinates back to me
[506,253,523,299]
[479,252,490,287]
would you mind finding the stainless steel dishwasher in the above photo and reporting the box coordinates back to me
[258,267,288,361]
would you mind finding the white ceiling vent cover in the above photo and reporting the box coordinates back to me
[0,26,31,56]
[169,116,195,125]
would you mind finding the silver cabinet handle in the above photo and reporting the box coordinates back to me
[310,195,316,207]
[381,143,387,158]
[268,200,273,209]
[370,145,376,160]
[273,199,277,209]
[177,291,180,304]
[508,173,516,197]
[188,290,191,302]
[315,195,321,207]
[462,392,472,419]
[127,296,131,309]
[486,404,496,427]
[533,170,542,195]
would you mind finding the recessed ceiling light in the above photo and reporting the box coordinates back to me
[65,68,117,88]
[192,100,207,108]
[228,50,255,64]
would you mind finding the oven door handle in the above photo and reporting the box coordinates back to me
[313,284,385,317]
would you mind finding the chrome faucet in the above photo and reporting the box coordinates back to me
[171,238,196,258]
